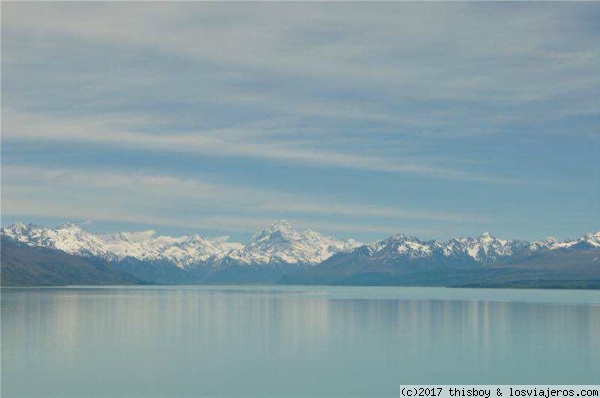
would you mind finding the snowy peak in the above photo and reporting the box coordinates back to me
[260,219,294,235]
[455,233,516,263]
[2,222,598,270]
[582,231,600,248]
[541,231,600,251]
[359,231,600,265]
[1,222,109,258]
[2,222,36,238]
[248,220,296,247]
[0,220,357,269]
[1,222,239,268]
[223,220,360,266]
[100,230,240,266]
[364,234,433,259]
[56,221,84,231]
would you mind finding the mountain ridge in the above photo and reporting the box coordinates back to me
[0,236,146,286]
[3,221,599,268]
[1,220,361,270]
[2,221,599,287]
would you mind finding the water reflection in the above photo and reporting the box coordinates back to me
[2,287,599,398]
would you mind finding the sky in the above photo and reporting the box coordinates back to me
[2,2,599,243]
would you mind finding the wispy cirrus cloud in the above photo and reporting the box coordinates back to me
[4,3,598,105]
[1,165,489,238]
[2,109,519,183]
[2,2,599,240]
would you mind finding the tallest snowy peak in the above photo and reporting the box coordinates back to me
[56,221,84,231]
[0,220,359,269]
[2,221,598,270]
[226,220,359,266]
[251,220,297,242]
[264,219,293,233]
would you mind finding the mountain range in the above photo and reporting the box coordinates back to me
[2,220,599,288]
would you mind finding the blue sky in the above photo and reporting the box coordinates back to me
[2,2,599,242]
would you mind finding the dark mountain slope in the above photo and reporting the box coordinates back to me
[282,246,600,288]
[1,237,146,286]
[457,249,600,288]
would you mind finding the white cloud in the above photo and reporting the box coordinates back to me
[1,165,489,236]
[2,109,517,183]
[4,2,597,105]
[2,2,598,240]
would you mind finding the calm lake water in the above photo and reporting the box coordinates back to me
[2,286,599,398]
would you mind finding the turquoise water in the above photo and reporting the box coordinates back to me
[2,286,599,398]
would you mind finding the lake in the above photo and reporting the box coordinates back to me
[2,286,599,398]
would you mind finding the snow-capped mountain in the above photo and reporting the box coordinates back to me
[0,220,358,269]
[100,230,242,266]
[219,220,359,266]
[1,222,241,268]
[3,221,599,286]
[440,232,531,264]
[359,232,525,264]
[341,230,600,266]
[541,231,600,251]
[2,222,111,258]
[2,221,598,271]
[362,234,435,260]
